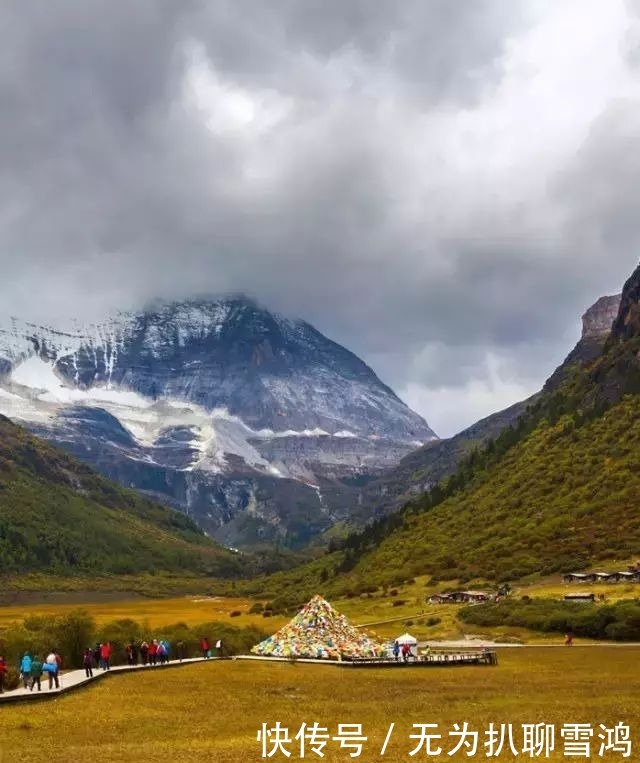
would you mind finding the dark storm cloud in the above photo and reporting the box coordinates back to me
[1,0,639,435]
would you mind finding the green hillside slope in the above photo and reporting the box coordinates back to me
[248,264,640,606]
[0,415,244,576]
[345,394,640,585]
[338,265,640,586]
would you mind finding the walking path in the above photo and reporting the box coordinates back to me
[4,642,640,704]
[0,656,221,705]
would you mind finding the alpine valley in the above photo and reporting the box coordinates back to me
[249,262,640,609]
[0,298,435,550]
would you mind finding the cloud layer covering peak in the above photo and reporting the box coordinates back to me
[2,0,640,435]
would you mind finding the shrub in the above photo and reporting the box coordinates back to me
[229,611,242,618]
[459,599,640,641]
[426,617,441,627]
[0,615,267,666]
[3,666,21,691]
[248,602,264,614]
[392,599,406,607]
[389,589,398,597]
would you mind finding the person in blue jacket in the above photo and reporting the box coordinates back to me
[19,652,32,689]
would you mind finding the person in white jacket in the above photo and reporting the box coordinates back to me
[45,651,60,689]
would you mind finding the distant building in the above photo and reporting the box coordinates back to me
[428,593,454,604]
[428,591,490,604]
[564,592,596,602]
[563,573,594,584]
[594,572,615,583]
[616,570,640,582]
[563,570,640,584]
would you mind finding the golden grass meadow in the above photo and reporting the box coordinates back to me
[1,648,638,763]
[1,572,636,642]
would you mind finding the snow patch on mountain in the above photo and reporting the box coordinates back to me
[2,356,367,478]
[0,297,437,548]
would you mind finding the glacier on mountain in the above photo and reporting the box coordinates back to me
[0,297,436,548]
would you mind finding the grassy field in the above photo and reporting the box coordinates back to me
[0,586,551,644]
[0,594,287,631]
[1,571,638,644]
[1,649,638,762]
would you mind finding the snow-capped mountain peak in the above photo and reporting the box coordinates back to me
[0,297,436,549]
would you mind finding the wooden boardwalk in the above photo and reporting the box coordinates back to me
[0,650,499,704]
[345,650,499,667]
[236,650,498,667]
[0,656,222,705]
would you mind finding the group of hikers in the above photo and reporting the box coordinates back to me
[83,638,178,676]
[83,636,220,673]
[0,635,222,694]
[6,651,64,692]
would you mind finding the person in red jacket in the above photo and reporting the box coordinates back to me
[147,640,158,666]
[200,636,210,659]
[0,655,7,693]
[100,642,112,671]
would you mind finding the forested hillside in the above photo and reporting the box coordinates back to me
[0,415,244,576]
[249,263,640,609]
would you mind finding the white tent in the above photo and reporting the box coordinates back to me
[396,632,418,645]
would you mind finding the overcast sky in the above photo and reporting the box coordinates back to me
[1,1,640,436]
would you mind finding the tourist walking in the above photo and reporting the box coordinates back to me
[125,641,136,666]
[157,640,166,665]
[93,643,101,669]
[30,655,43,692]
[44,651,60,689]
[392,641,400,661]
[401,643,411,662]
[176,640,186,662]
[0,655,7,693]
[83,648,94,678]
[19,652,32,689]
[200,636,211,658]
[140,640,149,665]
[100,642,112,670]
[148,639,158,665]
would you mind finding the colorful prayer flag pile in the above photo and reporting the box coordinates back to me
[251,594,384,660]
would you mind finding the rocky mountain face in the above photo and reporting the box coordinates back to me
[587,265,640,405]
[0,298,435,549]
[610,269,640,343]
[544,293,621,391]
[582,295,622,338]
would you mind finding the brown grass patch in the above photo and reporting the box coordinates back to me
[0,648,638,762]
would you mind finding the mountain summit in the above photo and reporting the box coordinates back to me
[0,297,435,548]
[0,298,433,439]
